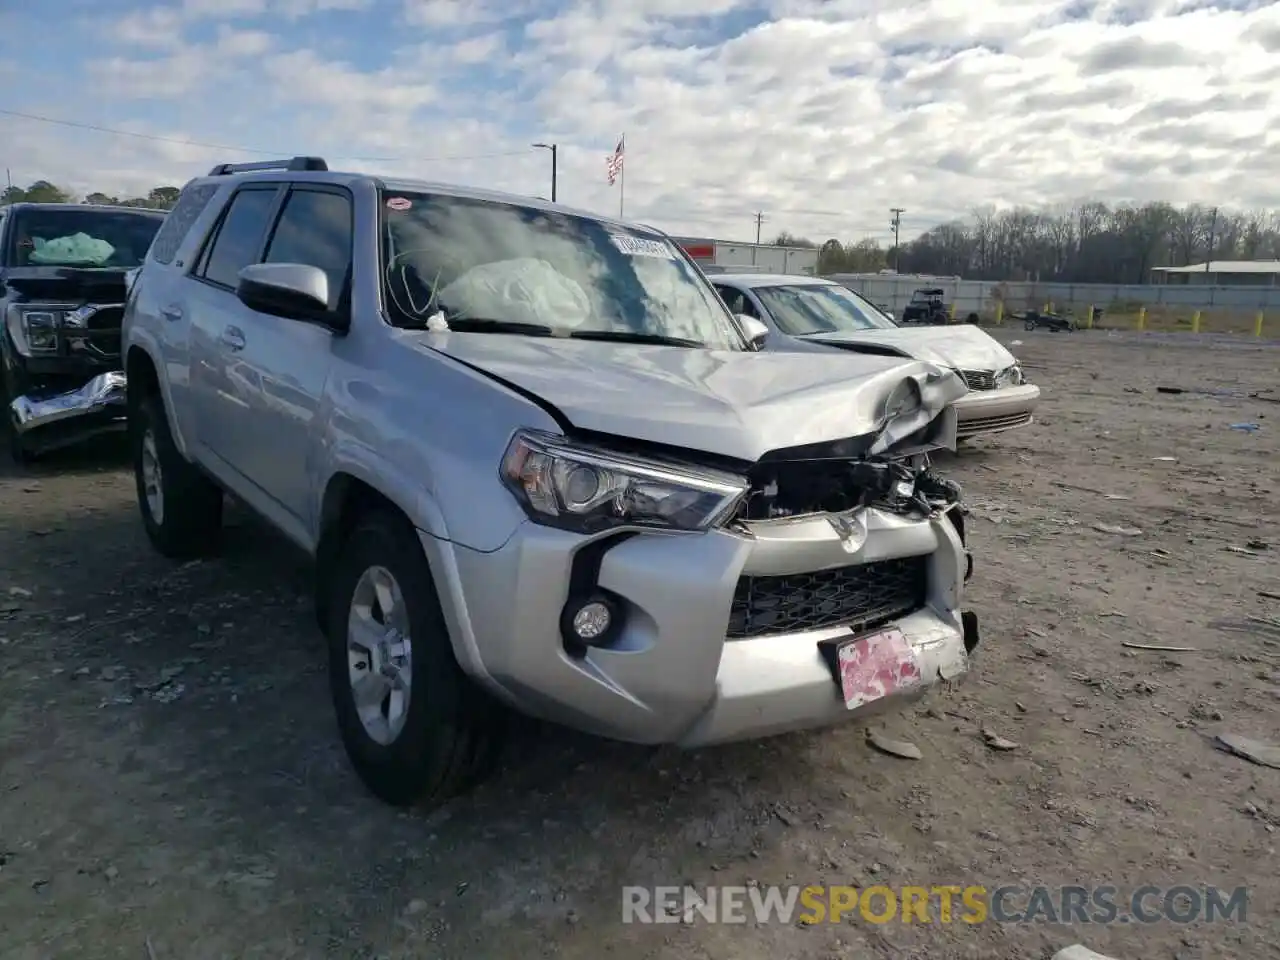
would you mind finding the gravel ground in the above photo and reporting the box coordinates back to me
[2,330,1278,960]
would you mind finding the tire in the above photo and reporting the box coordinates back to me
[326,509,507,807]
[131,393,223,559]
[7,429,34,465]
[1024,320,1036,331]
[2,375,35,466]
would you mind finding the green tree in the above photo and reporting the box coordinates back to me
[16,180,73,203]
[146,186,181,209]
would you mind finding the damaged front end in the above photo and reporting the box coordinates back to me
[727,368,977,653]
[9,370,127,443]
[4,292,130,459]
[737,365,970,534]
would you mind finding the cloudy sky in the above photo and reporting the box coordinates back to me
[3,0,1278,244]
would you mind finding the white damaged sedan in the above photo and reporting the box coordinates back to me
[711,273,1040,440]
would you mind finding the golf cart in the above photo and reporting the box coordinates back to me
[898,288,950,325]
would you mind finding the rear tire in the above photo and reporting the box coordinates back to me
[326,509,507,808]
[1024,320,1036,331]
[132,393,223,558]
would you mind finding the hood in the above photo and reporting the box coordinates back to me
[411,332,967,462]
[802,323,1016,371]
[3,266,130,304]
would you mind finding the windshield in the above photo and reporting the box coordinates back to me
[379,192,746,350]
[8,207,165,269]
[753,283,898,336]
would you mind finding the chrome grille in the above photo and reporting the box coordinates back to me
[957,411,1033,438]
[727,556,929,640]
[960,369,996,391]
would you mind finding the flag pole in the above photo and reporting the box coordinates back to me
[618,133,625,219]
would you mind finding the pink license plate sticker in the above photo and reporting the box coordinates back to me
[837,628,922,709]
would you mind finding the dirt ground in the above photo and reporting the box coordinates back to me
[2,330,1278,960]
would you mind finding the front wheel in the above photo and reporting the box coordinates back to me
[1,369,34,465]
[131,393,223,558]
[1024,320,1036,331]
[7,429,34,465]
[326,509,507,807]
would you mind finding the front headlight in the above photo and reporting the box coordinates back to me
[995,363,1024,387]
[5,306,64,356]
[501,429,749,534]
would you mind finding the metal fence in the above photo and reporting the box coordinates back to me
[828,274,1280,318]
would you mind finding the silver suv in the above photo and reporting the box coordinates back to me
[122,157,980,807]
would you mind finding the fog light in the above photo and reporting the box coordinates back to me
[571,599,612,640]
[561,593,623,656]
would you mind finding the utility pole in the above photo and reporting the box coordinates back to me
[890,207,905,272]
[532,142,558,203]
[1205,206,1218,275]
[752,211,766,265]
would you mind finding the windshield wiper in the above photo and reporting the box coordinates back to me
[568,330,704,348]
[431,317,554,336]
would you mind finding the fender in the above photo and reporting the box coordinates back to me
[125,337,192,457]
[318,438,452,544]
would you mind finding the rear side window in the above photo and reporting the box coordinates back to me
[263,189,352,311]
[150,182,220,265]
[197,187,278,289]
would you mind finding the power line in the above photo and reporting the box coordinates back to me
[0,107,533,164]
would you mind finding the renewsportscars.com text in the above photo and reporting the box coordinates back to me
[622,884,1248,925]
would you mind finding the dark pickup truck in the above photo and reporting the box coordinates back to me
[1,202,165,461]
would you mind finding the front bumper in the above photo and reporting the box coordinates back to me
[428,505,975,747]
[954,383,1040,438]
[8,371,127,445]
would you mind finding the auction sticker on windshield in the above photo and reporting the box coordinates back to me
[386,197,412,211]
[610,234,676,258]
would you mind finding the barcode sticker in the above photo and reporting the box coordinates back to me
[609,235,676,259]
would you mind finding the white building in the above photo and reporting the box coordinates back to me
[671,236,819,275]
[1151,260,1280,286]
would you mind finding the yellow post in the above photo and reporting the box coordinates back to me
[948,301,956,322]
[1086,305,1094,329]
[1256,311,1265,337]
[1048,300,1054,313]
[994,301,1004,326]
[1191,310,1201,334]
[1137,306,1147,331]
[1042,301,1049,313]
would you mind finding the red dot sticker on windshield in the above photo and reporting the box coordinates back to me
[386,197,412,211]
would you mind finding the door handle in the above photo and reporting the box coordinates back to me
[219,326,246,351]
[160,304,184,322]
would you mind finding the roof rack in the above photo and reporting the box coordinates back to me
[206,157,328,176]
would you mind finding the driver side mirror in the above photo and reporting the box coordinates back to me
[237,263,344,330]
[737,315,769,349]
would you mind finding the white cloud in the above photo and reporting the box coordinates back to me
[10,0,1280,240]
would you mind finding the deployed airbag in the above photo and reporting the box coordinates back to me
[437,258,591,330]
[28,232,116,266]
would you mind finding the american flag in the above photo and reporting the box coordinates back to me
[606,136,625,185]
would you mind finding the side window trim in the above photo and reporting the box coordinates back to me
[259,184,355,319]
[191,183,285,290]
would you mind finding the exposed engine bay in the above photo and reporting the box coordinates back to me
[738,453,963,521]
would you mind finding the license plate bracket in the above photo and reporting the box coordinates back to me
[818,627,922,709]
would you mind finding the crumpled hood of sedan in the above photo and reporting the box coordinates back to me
[803,323,1017,372]
[414,332,967,462]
